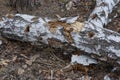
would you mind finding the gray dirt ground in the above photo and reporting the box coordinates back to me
[0,0,120,80]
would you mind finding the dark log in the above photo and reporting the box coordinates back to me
[5,0,41,11]
[0,0,120,66]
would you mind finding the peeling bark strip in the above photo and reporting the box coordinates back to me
[88,0,120,28]
[0,0,120,66]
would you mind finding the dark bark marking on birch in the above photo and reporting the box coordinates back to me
[99,2,108,7]
[24,25,30,32]
[87,31,95,38]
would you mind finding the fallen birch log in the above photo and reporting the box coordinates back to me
[0,0,120,66]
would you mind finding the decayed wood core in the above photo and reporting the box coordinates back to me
[48,21,84,43]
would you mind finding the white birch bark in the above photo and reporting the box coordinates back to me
[72,0,120,65]
[0,0,120,66]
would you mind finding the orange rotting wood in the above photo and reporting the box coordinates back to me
[48,21,84,43]
[48,21,73,43]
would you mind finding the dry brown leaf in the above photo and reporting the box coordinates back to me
[66,1,73,10]
[25,60,32,66]
[12,56,17,62]
[56,70,63,75]
[55,14,61,19]
[25,54,39,65]
[20,54,29,59]
[0,59,10,66]
[18,68,25,75]
[22,65,27,69]
[30,54,39,61]
[61,63,94,73]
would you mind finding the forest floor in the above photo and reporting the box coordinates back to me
[0,0,120,80]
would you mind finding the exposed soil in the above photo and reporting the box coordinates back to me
[0,0,120,80]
